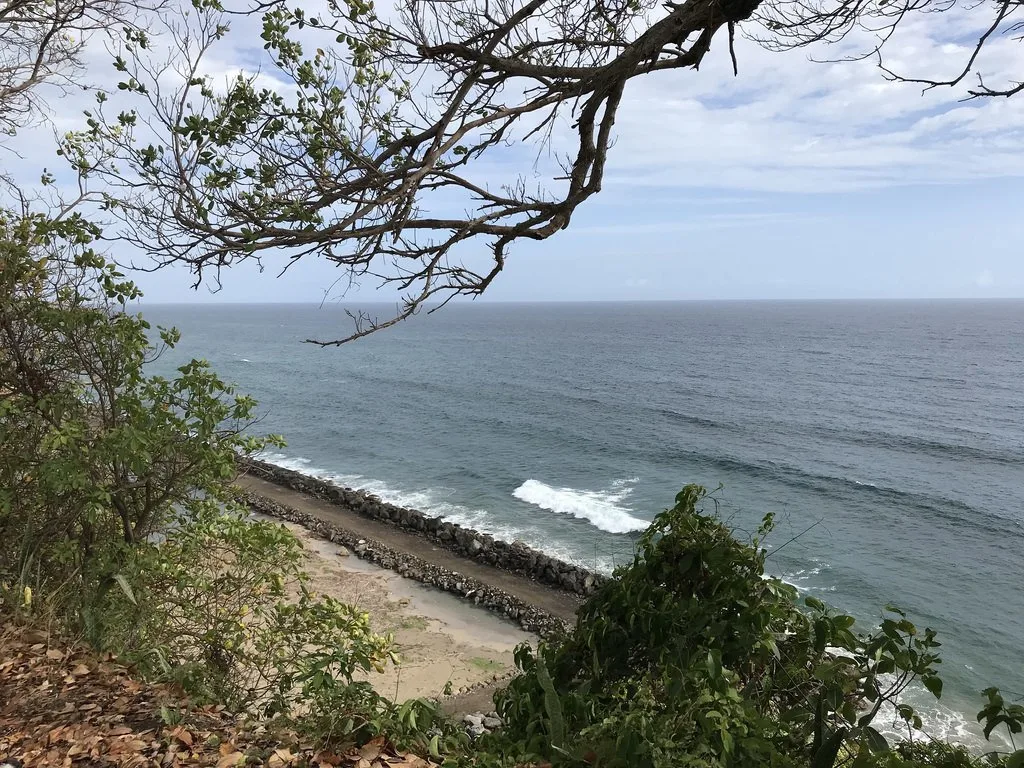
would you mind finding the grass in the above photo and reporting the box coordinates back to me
[468,657,505,674]
[397,615,429,631]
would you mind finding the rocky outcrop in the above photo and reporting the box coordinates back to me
[237,457,609,598]
[239,490,570,639]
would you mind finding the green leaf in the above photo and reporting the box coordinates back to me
[113,574,137,606]
[535,655,565,749]
[1007,749,1024,768]
[923,675,943,699]
[811,728,848,768]
[862,726,889,754]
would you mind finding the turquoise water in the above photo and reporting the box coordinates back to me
[143,300,1024,745]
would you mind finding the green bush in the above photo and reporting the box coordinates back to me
[95,507,395,715]
[0,208,403,740]
[490,486,1023,768]
[0,208,281,624]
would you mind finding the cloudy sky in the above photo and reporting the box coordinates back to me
[7,2,1024,303]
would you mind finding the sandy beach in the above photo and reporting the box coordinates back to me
[268,517,538,704]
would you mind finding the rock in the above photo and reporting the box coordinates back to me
[463,714,483,727]
[467,724,487,739]
[468,539,483,555]
[483,717,502,729]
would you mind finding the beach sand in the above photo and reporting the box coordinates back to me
[272,518,538,704]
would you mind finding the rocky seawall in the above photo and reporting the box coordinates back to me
[237,457,609,598]
[240,489,570,639]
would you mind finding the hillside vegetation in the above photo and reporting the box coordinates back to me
[2,213,1021,767]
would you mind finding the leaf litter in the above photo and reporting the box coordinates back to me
[0,623,438,768]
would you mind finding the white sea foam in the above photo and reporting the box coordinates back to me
[512,478,649,534]
[255,452,620,570]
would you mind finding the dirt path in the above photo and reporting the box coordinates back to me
[236,475,581,623]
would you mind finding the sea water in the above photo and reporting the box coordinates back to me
[142,300,1024,746]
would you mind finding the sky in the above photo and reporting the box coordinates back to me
[5,1,1024,303]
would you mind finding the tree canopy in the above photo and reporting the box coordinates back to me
[57,0,1020,342]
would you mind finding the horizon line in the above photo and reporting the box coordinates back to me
[135,296,1024,306]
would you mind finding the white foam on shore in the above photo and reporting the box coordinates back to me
[512,478,649,534]
[255,452,621,572]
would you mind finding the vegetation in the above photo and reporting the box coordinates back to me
[480,487,1024,767]
[61,0,1024,342]
[0,206,464,757]
[2,0,1023,766]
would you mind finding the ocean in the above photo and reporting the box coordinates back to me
[141,300,1024,745]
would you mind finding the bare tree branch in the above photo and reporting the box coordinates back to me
[67,0,1021,344]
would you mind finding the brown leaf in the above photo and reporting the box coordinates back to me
[358,737,386,762]
[267,748,294,768]
[312,751,343,767]
[46,648,64,660]
[216,751,246,768]
[108,726,134,736]
[70,663,91,676]
[169,727,193,747]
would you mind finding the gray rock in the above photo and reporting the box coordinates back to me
[467,724,487,739]
[483,716,503,729]
[468,538,483,555]
[463,714,484,727]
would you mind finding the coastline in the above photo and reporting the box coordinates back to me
[237,457,609,599]
[234,460,597,709]
[237,479,580,637]
[268,515,537,703]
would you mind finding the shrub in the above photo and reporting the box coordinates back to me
[95,507,395,716]
[492,486,1022,768]
[0,208,403,740]
[0,208,281,626]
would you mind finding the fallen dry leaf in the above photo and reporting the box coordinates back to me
[268,747,295,767]
[169,726,194,747]
[357,736,386,762]
[216,750,246,768]
[71,663,91,676]
[313,750,343,767]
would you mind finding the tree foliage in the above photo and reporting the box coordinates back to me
[0,0,162,134]
[0,205,277,612]
[65,0,1024,342]
[481,486,1024,768]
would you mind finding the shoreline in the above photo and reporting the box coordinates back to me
[234,464,597,712]
[237,480,579,638]
[237,457,609,599]
[263,515,537,703]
